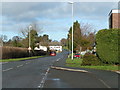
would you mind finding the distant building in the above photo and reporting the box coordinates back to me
[109,9,120,29]
[34,45,47,51]
[34,45,62,52]
[49,46,62,52]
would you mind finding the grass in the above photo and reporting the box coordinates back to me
[66,57,119,71]
[66,58,83,65]
[80,66,119,71]
[0,56,43,62]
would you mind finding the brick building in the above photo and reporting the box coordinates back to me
[109,9,120,29]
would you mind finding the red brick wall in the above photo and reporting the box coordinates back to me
[112,13,120,29]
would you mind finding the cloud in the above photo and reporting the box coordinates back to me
[2,2,66,22]
[2,2,117,23]
[1,2,118,41]
[74,2,118,19]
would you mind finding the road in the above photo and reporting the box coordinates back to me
[2,51,68,88]
[2,50,119,89]
[44,68,119,88]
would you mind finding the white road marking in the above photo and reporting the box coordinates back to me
[46,68,50,73]
[99,79,111,88]
[0,62,8,64]
[17,64,23,68]
[41,80,44,84]
[38,84,42,88]
[56,58,61,62]
[25,62,29,64]
[3,68,13,72]
[38,68,50,88]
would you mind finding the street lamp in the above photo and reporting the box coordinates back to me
[28,25,32,54]
[69,1,74,60]
[68,33,70,55]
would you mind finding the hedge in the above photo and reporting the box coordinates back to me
[1,46,48,59]
[96,29,119,64]
[2,46,29,59]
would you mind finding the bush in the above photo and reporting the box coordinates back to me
[1,46,48,59]
[81,53,101,66]
[34,50,47,56]
[2,46,29,59]
[96,29,119,64]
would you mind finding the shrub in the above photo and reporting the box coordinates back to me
[2,46,29,59]
[96,29,119,64]
[34,50,47,56]
[1,46,48,59]
[81,53,101,66]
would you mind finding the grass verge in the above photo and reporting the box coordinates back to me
[66,58,119,71]
[0,56,43,62]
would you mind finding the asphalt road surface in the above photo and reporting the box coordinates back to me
[44,68,119,88]
[2,50,119,89]
[2,51,68,88]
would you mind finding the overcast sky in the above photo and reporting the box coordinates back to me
[0,2,118,41]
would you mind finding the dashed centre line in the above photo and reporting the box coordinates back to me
[25,62,29,64]
[38,68,50,88]
[3,68,13,72]
[0,62,8,64]
[56,58,61,62]
[17,64,23,68]
[2,61,31,72]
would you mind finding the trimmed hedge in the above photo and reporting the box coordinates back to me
[96,29,119,64]
[1,46,48,59]
[2,46,29,59]
[81,53,100,66]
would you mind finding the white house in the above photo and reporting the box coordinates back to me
[34,45,62,52]
[49,46,62,52]
[34,45,47,51]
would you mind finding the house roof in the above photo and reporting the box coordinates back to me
[109,9,120,16]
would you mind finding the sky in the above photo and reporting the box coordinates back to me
[0,2,118,41]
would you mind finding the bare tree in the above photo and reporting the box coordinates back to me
[60,38,67,46]
[80,22,96,36]
[0,35,7,42]
[20,22,43,38]
[19,22,43,48]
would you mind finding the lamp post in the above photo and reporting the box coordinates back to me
[68,33,70,55]
[69,1,74,60]
[28,25,32,55]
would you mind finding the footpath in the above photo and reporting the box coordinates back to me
[43,53,119,89]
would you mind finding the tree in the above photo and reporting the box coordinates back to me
[80,22,96,36]
[20,22,42,38]
[38,34,51,46]
[68,21,95,51]
[0,35,8,46]
[28,30,38,49]
[68,21,82,51]
[0,35,7,43]
[49,40,61,46]
[60,38,67,46]
[12,36,22,47]
[20,23,42,49]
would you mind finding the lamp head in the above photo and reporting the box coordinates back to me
[68,1,74,4]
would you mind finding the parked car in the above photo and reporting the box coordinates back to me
[74,53,81,58]
[50,51,56,56]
